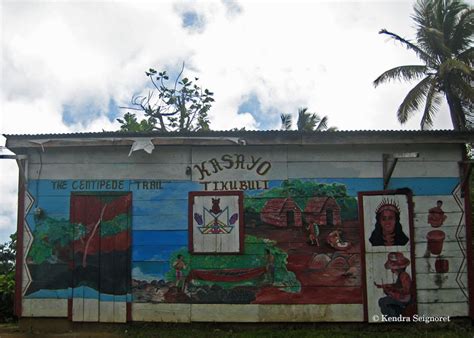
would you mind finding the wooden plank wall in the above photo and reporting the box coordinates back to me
[413,194,469,316]
[20,142,469,321]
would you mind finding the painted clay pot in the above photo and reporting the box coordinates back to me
[426,230,445,255]
[435,258,449,273]
[427,209,447,228]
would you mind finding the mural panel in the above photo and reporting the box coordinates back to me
[22,176,464,313]
[133,179,362,305]
[189,191,244,253]
[360,192,417,322]
[23,191,132,322]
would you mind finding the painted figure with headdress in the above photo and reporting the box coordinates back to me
[369,199,409,246]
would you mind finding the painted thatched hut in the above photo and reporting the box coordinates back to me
[304,197,341,226]
[260,198,302,227]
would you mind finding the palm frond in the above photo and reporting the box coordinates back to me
[315,116,328,131]
[438,58,473,79]
[297,108,313,131]
[378,0,472,130]
[414,0,472,59]
[298,107,309,115]
[449,76,474,103]
[420,79,442,130]
[374,65,428,87]
[451,8,474,53]
[308,114,320,130]
[457,46,473,65]
[412,0,434,28]
[419,27,452,60]
[294,107,336,132]
[280,113,293,130]
[413,0,445,61]
[397,76,433,124]
[379,29,435,65]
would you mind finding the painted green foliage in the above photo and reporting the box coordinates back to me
[27,214,129,265]
[27,217,74,264]
[166,235,300,293]
[244,179,358,220]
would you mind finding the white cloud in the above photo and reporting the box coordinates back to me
[132,266,161,282]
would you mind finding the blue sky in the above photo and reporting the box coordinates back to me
[0,0,459,242]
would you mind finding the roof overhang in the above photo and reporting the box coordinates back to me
[4,130,474,152]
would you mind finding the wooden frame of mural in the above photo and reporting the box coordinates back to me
[358,190,417,323]
[463,160,474,319]
[14,160,26,317]
[188,191,244,254]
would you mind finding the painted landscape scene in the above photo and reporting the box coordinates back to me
[133,180,363,304]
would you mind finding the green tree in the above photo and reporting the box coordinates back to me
[118,63,214,132]
[0,233,16,322]
[374,0,473,130]
[117,112,155,132]
[0,234,15,275]
[280,107,337,131]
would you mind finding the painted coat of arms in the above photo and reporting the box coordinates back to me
[189,192,243,253]
[194,198,239,234]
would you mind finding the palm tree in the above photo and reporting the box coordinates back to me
[280,107,336,131]
[374,0,473,130]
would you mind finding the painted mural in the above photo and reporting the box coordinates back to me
[360,192,416,322]
[21,175,468,316]
[189,192,243,253]
[413,185,470,314]
[374,252,413,317]
[422,198,454,289]
[368,198,409,247]
[25,193,131,298]
[132,179,362,304]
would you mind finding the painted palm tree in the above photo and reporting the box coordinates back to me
[374,0,473,130]
[280,107,336,131]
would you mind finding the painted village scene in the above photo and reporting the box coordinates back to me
[132,179,362,305]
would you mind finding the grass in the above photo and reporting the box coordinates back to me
[4,320,469,338]
[117,321,474,338]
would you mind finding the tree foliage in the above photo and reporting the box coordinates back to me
[374,0,473,130]
[280,107,337,131]
[0,234,15,275]
[0,233,16,322]
[117,112,155,132]
[118,63,214,132]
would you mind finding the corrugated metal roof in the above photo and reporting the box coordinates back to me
[4,129,473,149]
[3,129,472,139]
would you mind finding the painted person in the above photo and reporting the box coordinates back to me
[172,254,187,291]
[369,200,409,246]
[374,252,412,317]
[264,249,275,284]
[326,228,350,250]
[427,200,447,227]
[306,221,320,246]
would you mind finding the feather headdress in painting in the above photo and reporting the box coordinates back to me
[375,198,400,215]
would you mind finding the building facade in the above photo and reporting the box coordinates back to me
[4,130,474,323]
